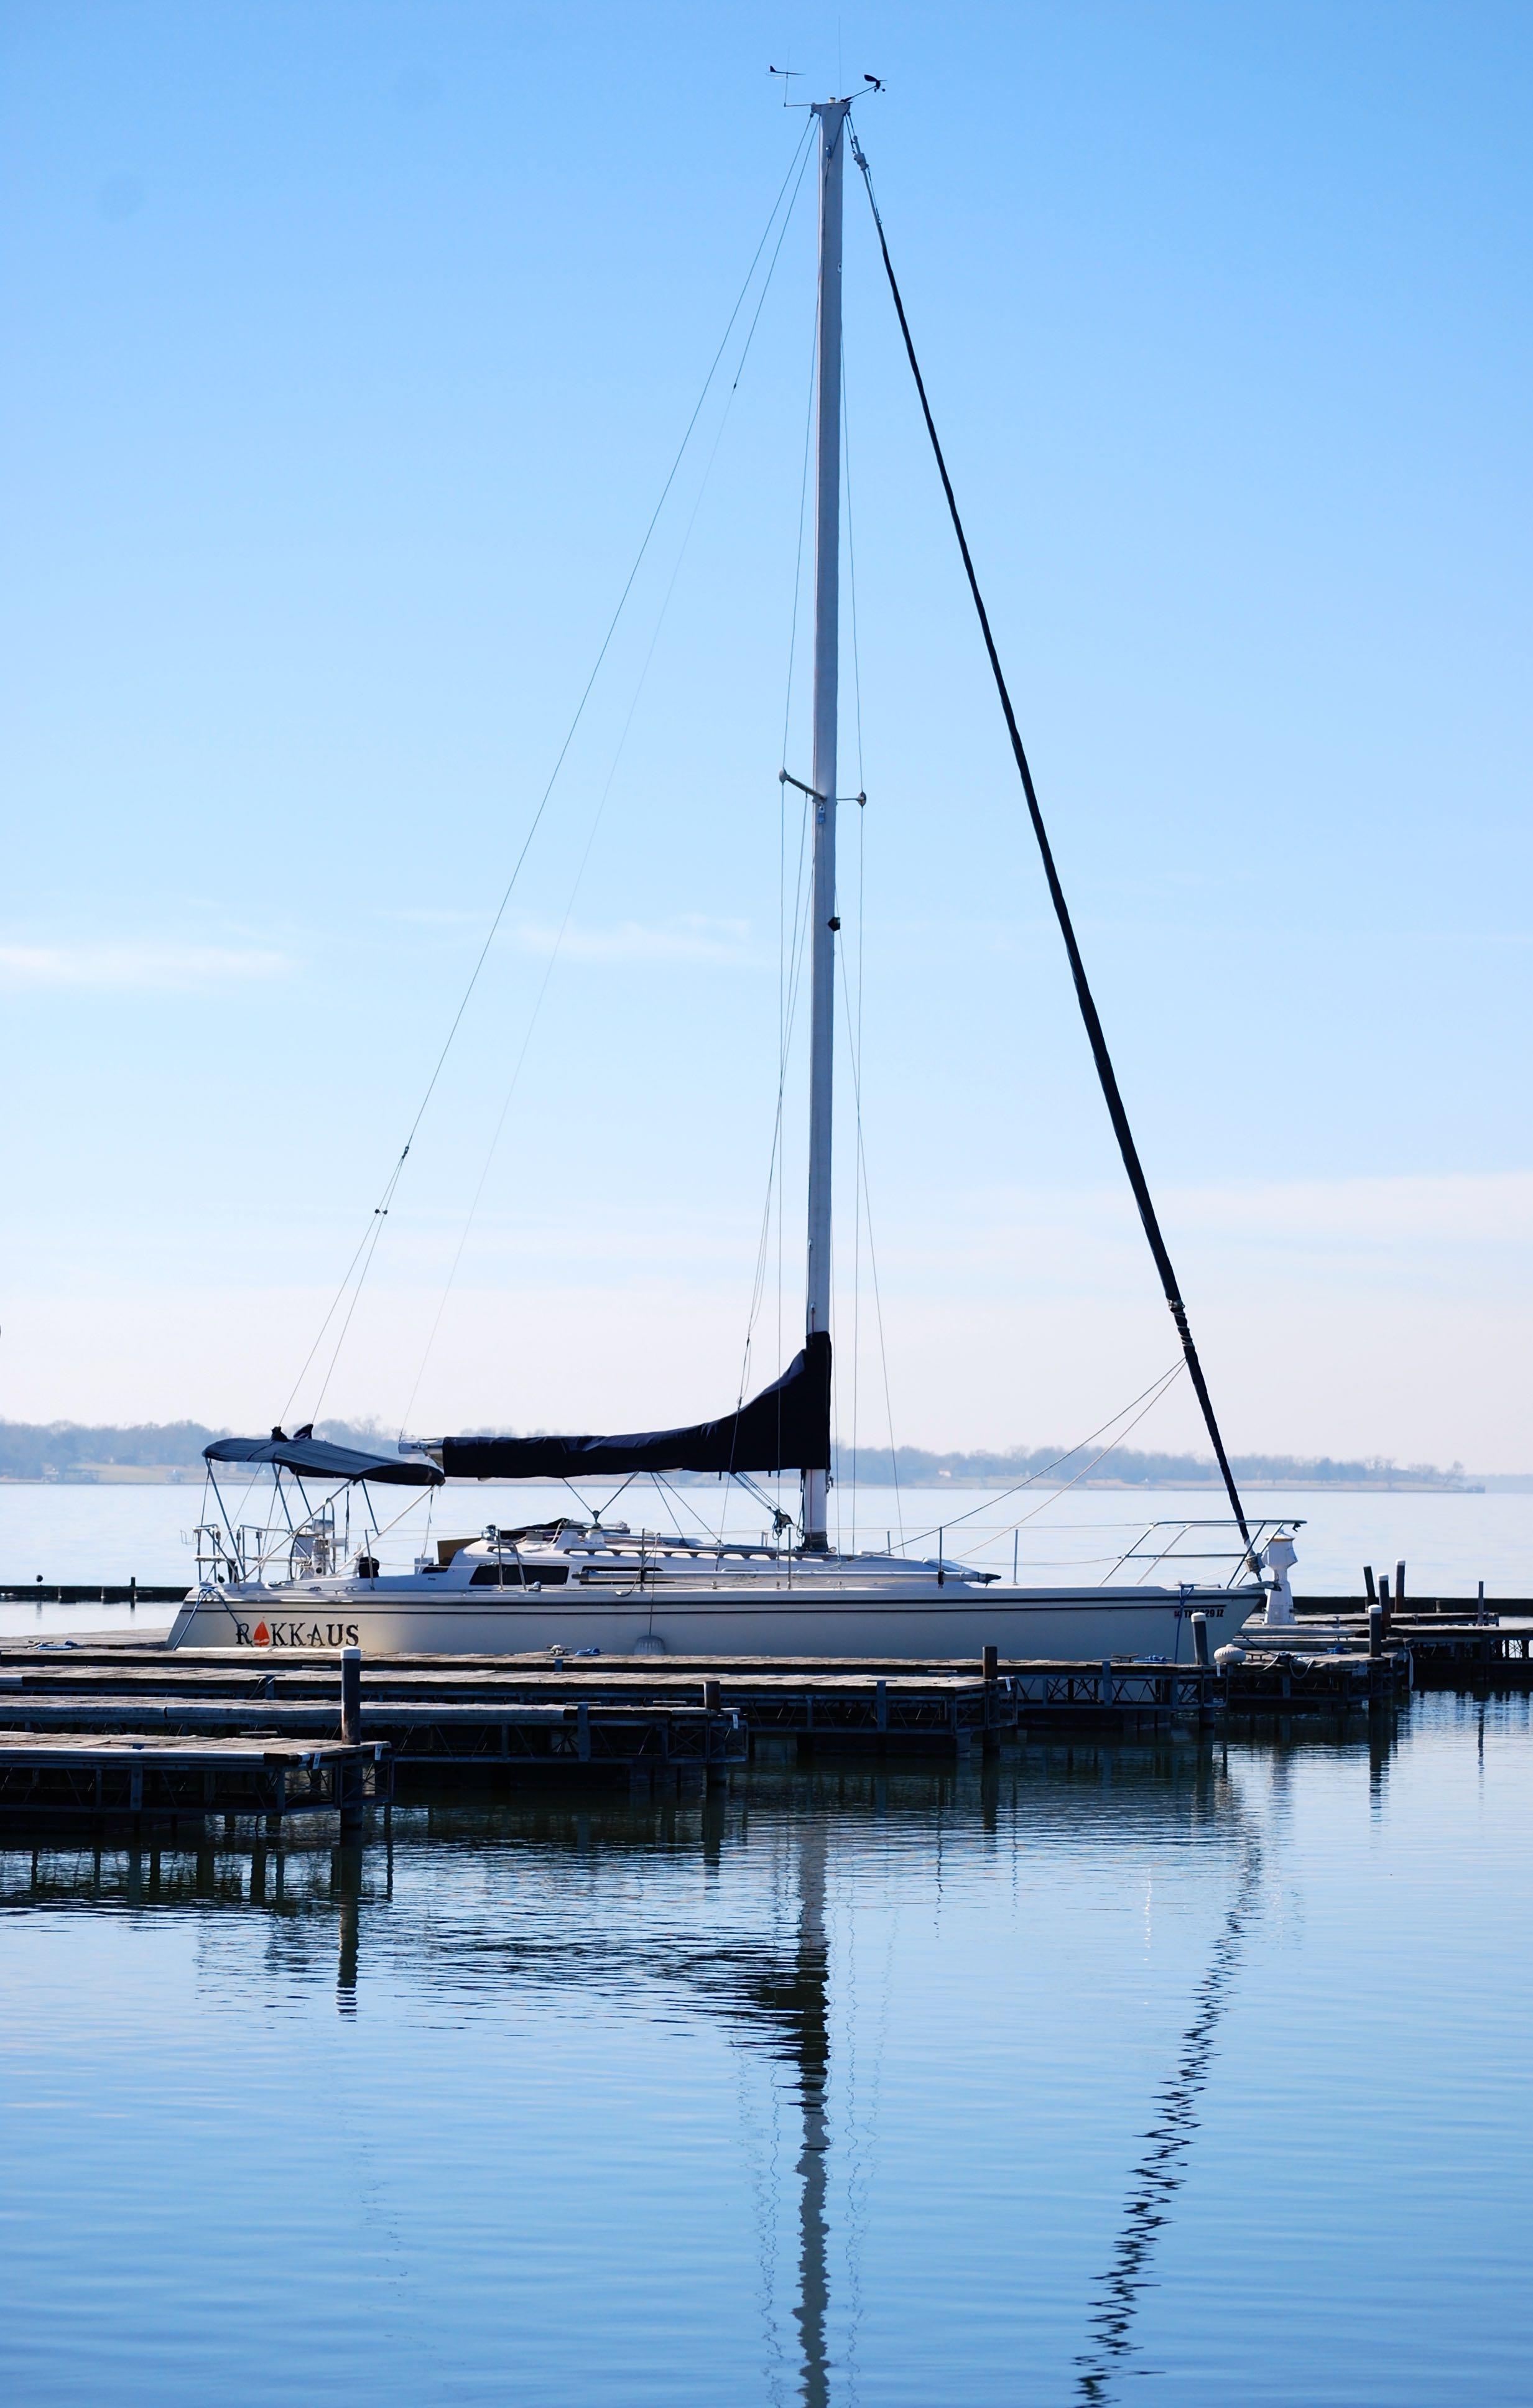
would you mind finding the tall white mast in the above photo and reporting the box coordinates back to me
[802,97,848,1554]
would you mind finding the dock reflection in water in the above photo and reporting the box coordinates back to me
[3,1700,1532,2408]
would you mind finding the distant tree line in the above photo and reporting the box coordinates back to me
[0,1417,1476,1489]
[0,1416,388,1480]
[0,1420,225,1477]
[827,1443,1474,1489]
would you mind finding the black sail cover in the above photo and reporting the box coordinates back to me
[442,1333,831,1481]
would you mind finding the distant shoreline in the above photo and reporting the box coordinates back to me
[2,1422,1508,1491]
[0,1470,1504,1494]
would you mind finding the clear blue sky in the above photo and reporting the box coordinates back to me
[3,0,1531,1466]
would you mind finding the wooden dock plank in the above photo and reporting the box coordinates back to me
[0,1733,363,1763]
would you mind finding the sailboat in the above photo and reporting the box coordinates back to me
[169,96,1292,1659]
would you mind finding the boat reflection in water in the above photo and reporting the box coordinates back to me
[0,1728,1351,2407]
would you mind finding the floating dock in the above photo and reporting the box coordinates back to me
[0,1640,1414,1808]
[0,1580,185,1607]
[1365,1620,1533,1687]
[0,1733,387,1835]
[1011,1648,1401,1723]
[1289,1606,1533,1687]
[0,1646,751,1802]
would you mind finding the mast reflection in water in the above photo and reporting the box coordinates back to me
[8,1707,1532,2408]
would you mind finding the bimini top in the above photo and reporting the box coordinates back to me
[205,1429,444,1487]
[440,1333,831,1481]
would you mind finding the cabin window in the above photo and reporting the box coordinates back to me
[470,1562,569,1588]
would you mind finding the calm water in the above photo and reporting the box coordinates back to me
[2,1698,1531,2405]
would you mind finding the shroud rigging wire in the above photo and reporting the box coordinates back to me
[398,133,816,1437]
[284,118,818,1429]
[835,940,905,1555]
[840,338,871,1552]
[723,264,824,1551]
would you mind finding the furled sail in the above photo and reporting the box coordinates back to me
[441,1332,831,1480]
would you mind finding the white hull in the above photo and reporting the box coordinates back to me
[168,1581,1264,1660]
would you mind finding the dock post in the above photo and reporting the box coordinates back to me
[1378,1574,1392,1646]
[1101,1657,1114,1709]
[1368,1604,1384,1659]
[876,1677,887,1733]
[1396,1559,1406,1609]
[1363,1564,1377,1606]
[703,1679,721,1713]
[1190,1611,1210,1669]
[340,1645,361,1744]
[950,1693,971,1758]
[577,1700,591,1762]
[981,1643,998,1685]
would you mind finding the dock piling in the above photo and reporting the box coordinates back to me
[340,1646,361,1744]
[1190,1611,1210,1668]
